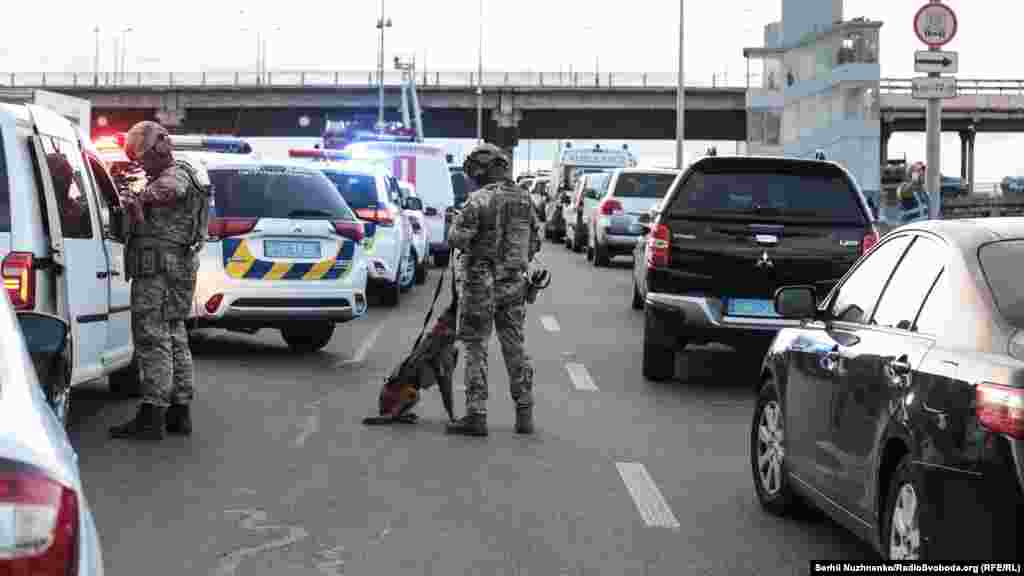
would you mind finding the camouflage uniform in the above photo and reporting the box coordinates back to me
[447,143,542,436]
[111,121,210,441]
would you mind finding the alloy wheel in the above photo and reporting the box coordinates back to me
[889,484,921,560]
[756,400,785,496]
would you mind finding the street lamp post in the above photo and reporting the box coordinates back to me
[377,0,393,128]
[93,26,100,77]
[119,27,133,83]
[476,0,483,143]
[675,0,685,169]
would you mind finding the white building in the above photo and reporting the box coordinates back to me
[744,0,883,210]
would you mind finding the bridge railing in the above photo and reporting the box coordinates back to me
[880,78,1024,95]
[0,70,750,89]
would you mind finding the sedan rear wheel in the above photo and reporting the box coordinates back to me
[751,380,798,516]
[884,456,928,560]
[281,322,335,353]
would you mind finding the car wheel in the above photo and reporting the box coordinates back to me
[46,355,73,431]
[642,307,675,381]
[433,250,450,268]
[281,322,335,353]
[883,455,929,560]
[632,280,644,310]
[415,259,427,284]
[751,379,799,516]
[594,243,610,267]
[109,355,142,398]
[564,228,574,250]
[399,248,416,292]
[586,244,594,262]
[379,279,401,307]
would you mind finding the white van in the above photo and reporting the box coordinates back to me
[344,141,456,267]
[0,103,137,425]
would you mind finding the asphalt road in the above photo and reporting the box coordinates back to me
[68,240,876,576]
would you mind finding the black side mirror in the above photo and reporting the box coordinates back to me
[773,286,817,319]
[403,197,423,211]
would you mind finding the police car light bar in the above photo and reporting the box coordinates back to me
[170,136,253,154]
[289,148,352,161]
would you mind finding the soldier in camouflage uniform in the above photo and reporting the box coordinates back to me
[446,143,542,437]
[110,121,212,441]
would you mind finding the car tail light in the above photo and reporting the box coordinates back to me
[646,224,671,270]
[0,463,80,575]
[976,383,1024,440]
[599,198,623,216]
[2,252,36,310]
[205,294,224,315]
[859,230,880,256]
[354,208,395,227]
[332,220,364,242]
[208,218,257,240]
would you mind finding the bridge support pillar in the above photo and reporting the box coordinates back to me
[491,108,522,170]
[959,127,976,195]
[880,122,892,165]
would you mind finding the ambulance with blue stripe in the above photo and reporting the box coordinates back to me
[194,153,369,352]
[289,148,419,307]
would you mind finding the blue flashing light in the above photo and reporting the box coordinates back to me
[171,136,253,154]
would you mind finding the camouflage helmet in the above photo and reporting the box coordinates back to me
[124,120,170,162]
[463,142,511,182]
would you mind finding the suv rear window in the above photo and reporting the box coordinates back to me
[614,172,676,198]
[321,171,378,209]
[0,136,9,233]
[979,239,1024,328]
[209,166,356,221]
[667,160,866,224]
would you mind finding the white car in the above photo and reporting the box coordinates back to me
[290,150,418,306]
[190,155,369,352]
[397,180,429,285]
[586,168,680,266]
[2,304,105,575]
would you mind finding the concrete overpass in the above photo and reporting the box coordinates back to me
[3,71,1024,151]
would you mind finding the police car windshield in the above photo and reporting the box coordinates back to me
[321,171,378,209]
[0,136,9,232]
[208,166,357,221]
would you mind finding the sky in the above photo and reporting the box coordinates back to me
[2,0,1021,180]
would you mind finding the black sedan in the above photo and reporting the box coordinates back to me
[752,218,1023,561]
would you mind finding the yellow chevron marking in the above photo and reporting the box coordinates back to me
[225,241,255,278]
[304,258,336,280]
[264,261,292,280]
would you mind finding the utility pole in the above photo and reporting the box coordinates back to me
[376,0,392,128]
[112,37,119,81]
[675,0,685,169]
[93,26,100,77]
[925,0,942,219]
[476,0,484,143]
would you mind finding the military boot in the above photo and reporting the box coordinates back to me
[166,404,192,436]
[515,406,534,434]
[445,412,488,437]
[109,403,166,441]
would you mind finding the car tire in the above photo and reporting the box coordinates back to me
[399,248,416,293]
[632,280,644,310]
[415,259,427,284]
[642,307,675,381]
[109,356,142,398]
[594,243,610,267]
[281,322,335,353]
[882,455,930,560]
[586,244,594,262]
[46,353,73,431]
[433,251,450,268]
[751,379,800,516]
[379,279,401,307]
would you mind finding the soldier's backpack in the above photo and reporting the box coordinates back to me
[494,182,535,272]
[174,158,214,253]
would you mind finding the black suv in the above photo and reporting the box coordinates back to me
[639,156,880,381]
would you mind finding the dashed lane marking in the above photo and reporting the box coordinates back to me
[540,315,561,332]
[615,462,680,529]
[335,324,383,367]
[295,402,321,447]
[565,362,598,391]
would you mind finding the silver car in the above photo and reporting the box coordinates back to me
[586,168,680,266]
[1,302,104,575]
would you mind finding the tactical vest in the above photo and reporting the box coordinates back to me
[493,182,534,273]
[133,159,212,250]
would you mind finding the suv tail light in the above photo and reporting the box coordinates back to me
[205,294,224,315]
[2,252,36,310]
[208,218,257,240]
[646,224,671,270]
[977,383,1024,440]
[0,463,80,575]
[354,208,395,227]
[859,230,880,256]
[332,220,365,242]
[599,198,624,216]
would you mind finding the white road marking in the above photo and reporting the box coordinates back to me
[216,509,309,576]
[540,315,561,332]
[295,403,321,447]
[565,362,598,391]
[336,324,382,367]
[615,462,680,529]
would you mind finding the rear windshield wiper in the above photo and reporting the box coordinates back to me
[288,209,337,219]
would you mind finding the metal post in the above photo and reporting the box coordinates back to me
[968,128,976,196]
[377,0,386,127]
[112,37,119,80]
[476,0,483,143]
[400,71,411,128]
[93,26,100,76]
[675,0,685,169]
[925,0,942,219]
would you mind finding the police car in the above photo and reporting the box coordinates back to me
[289,148,419,306]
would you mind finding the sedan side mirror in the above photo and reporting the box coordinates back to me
[403,197,423,211]
[773,286,817,319]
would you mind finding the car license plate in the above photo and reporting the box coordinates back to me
[726,298,779,318]
[264,240,321,259]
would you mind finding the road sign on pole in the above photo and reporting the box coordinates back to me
[912,76,957,99]
[914,2,958,48]
[914,50,958,74]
